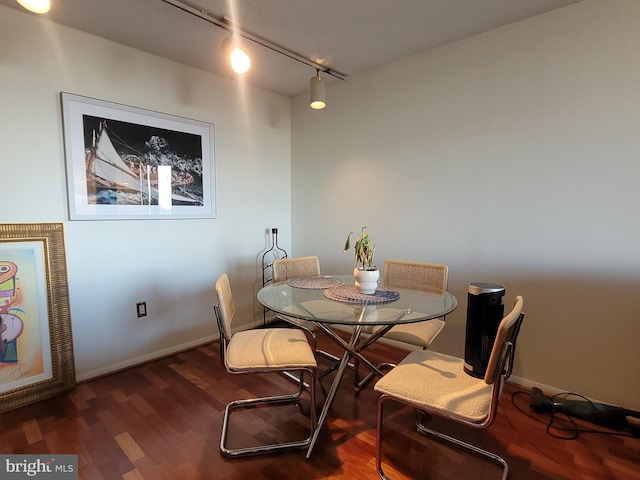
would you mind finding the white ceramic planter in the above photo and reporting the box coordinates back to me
[354,267,379,294]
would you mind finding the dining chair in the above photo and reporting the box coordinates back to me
[273,255,321,282]
[272,256,342,365]
[355,259,448,391]
[214,273,317,456]
[272,255,321,344]
[380,259,448,347]
[374,295,524,480]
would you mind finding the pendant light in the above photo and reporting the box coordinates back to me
[309,70,326,110]
[16,0,50,13]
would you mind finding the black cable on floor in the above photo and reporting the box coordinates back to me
[510,390,637,440]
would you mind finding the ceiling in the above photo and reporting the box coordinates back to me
[3,0,582,97]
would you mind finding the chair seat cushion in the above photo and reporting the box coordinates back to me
[374,350,491,423]
[227,328,317,371]
[375,318,445,348]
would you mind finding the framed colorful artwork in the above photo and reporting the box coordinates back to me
[0,223,75,412]
[61,92,216,220]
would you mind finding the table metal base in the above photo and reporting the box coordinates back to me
[305,320,394,459]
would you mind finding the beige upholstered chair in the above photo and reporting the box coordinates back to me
[272,256,341,364]
[355,259,449,391]
[214,273,317,456]
[374,296,525,480]
[379,259,448,348]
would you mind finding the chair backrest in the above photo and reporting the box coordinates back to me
[483,295,524,385]
[215,273,235,343]
[272,256,320,282]
[383,259,448,294]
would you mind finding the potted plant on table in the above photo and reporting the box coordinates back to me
[343,226,378,294]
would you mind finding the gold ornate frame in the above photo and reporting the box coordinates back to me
[0,223,75,412]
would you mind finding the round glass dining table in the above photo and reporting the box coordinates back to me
[258,275,458,326]
[257,274,458,459]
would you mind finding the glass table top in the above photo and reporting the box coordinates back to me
[257,275,458,326]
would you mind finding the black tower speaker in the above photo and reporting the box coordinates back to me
[463,282,505,378]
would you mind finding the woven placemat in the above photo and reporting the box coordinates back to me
[286,276,345,289]
[324,285,400,304]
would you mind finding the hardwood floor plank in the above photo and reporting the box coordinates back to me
[22,418,43,444]
[115,432,145,463]
[127,393,156,417]
[122,469,144,480]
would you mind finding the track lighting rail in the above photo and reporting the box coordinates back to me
[160,0,347,81]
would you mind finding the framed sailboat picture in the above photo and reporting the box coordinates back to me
[61,93,215,220]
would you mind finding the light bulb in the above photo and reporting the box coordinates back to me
[229,47,251,74]
[221,36,251,75]
[16,0,50,13]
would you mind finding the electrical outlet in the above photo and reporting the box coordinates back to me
[136,302,147,318]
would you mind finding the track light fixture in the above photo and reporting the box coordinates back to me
[16,0,50,13]
[221,36,251,74]
[310,70,326,110]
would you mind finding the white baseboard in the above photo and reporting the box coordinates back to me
[76,334,218,383]
[506,375,572,397]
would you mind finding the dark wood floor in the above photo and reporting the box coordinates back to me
[1,331,638,480]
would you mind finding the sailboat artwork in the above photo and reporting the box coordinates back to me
[84,117,203,207]
[62,93,215,220]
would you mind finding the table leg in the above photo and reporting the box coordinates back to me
[315,323,386,377]
[305,320,407,458]
[306,325,362,459]
[306,348,351,458]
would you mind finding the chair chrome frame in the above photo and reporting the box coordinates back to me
[375,303,524,479]
[214,303,317,457]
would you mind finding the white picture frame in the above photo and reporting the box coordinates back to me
[61,93,215,220]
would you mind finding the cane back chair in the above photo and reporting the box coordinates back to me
[375,295,524,479]
[214,273,317,456]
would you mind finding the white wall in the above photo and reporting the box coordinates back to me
[291,0,640,410]
[0,6,291,380]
